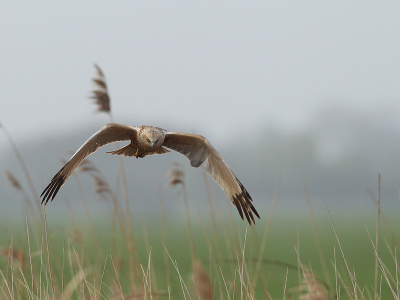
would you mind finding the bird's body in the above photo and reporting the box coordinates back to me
[40,123,260,225]
[109,126,169,158]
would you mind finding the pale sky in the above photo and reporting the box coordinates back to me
[1,1,400,151]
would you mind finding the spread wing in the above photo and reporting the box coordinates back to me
[163,132,260,225]
[41,123,138,205]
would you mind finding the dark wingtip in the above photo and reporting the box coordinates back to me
[232,193,258,226]
[232,196,244,221]
[40,170,66,205]
[232,176,260,226]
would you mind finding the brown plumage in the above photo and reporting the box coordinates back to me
[40,123,260,225]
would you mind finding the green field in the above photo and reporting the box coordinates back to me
[0,193,398,300]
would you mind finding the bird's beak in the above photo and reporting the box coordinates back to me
[150,142,156,149]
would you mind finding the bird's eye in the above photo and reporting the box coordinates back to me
[147,138,150,143]
[155,139,159,144]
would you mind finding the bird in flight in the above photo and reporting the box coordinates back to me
[40,123,260,225]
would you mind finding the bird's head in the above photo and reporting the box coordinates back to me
[144,128,164,149]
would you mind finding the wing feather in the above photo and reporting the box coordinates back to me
[41,124,259,225]
[40,123,138,204]
[107,144,170,157]
[163,132,260,225]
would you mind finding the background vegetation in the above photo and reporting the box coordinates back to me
[1,66,399,299]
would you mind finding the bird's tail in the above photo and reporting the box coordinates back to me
[107,144,138,157]
[107,144,171,157]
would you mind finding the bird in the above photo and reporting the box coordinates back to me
[40,123,260,225]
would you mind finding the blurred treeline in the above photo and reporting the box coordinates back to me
[1,104,400,217]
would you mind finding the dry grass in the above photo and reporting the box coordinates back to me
[1,65,400,299]
[2,134,400,299]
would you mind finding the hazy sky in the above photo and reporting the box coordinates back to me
[1,1,400,151]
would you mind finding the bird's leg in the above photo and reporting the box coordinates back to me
[134,148,140,158]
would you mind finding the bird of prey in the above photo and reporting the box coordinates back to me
[40,123,260,225]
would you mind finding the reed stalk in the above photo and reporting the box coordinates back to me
[90,64,136,287]
[374,174,381,300]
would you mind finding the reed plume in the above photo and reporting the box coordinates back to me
[6,171,21,190]
[90,173,112,202]
[290,267,330,300]
[0,248,25,269]
[90,64,111,113]
[167,162,185,188]
[192,260,214,300]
